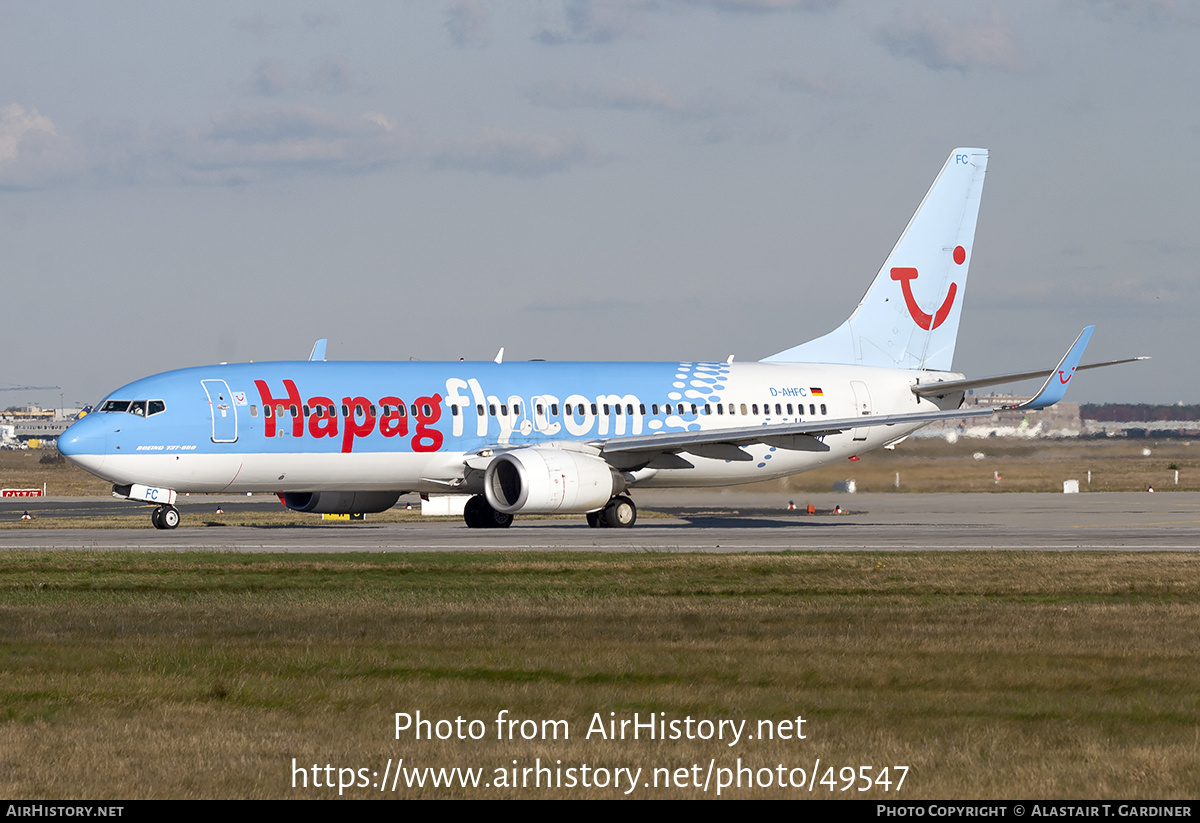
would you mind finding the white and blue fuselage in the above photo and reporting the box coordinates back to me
[60,359,951,495]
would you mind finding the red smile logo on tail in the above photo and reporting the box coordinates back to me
[889,245,966,331]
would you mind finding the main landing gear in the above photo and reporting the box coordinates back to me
[461,494,637,528]
[463,495,513,529]
[586,495,637,529]
[151,504,180,530]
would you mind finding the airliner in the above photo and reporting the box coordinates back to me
[58,148,1141,530]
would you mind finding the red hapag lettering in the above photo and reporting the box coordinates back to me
[341,396,376,453]
[254,379,303,438]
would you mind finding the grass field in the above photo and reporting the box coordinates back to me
[2,551,1198,799]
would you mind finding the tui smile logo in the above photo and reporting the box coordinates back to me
[889,245,967,331]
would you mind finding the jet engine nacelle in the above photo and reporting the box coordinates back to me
[484,448,621,514]
[280,490,402,514]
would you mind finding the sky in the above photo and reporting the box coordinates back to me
[2,0,1197,408]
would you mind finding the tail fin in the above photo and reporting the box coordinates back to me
[763,147,988,371]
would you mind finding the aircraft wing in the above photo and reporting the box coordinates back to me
[913,357,1148,399]
[601,326,1099,458]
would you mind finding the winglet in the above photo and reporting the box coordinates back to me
[1006,326,1094,410]
[309,339,328,362]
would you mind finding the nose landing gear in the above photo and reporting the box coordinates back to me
[151,505,180,530]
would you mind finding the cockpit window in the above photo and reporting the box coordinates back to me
[98,399,166,416]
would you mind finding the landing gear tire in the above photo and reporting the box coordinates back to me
[152,505,180,530]
[463,495,513,529]
[586,510,603,528]
[602,496,636,528]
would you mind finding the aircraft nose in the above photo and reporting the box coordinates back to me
[57,414,108,474]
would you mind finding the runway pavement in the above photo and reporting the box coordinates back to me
[2,491,1199,551]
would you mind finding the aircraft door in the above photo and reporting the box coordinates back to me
[850,380,872,442]
[201,379,239,443]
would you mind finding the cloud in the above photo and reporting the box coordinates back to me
[445,0,492,47]
[1068,0,1200,26]
[772,68,839,94]
[528,77,720,119]
[231,14,284,40]
[875,7,1026,72]
[536,0,652,44]
[0,104,82,189]
[534,0,838,44]
[247,58,292,97]
[696,0,837,11]
[167,106,420,182]
[302,12,341,29]
[241,56,362,97]
[1,102,603,187]
[431,128,605,177]
[310,56,356,95]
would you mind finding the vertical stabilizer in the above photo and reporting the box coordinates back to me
[763,148,988,371]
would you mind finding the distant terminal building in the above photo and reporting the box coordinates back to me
[915,393,1083,439]
[0,406,78,447]
[915,395,1200,439]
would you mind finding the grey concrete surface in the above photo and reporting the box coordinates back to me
[2,491,1198,552]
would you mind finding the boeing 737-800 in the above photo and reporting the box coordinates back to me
[58,148,1140,529]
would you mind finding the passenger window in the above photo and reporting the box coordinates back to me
[422,404,432,417]
[514,403,521,417]
[639,404,645,415]
[787,404,794,415]
[341,405,349,417]
[489,404,496,416]
[303,404,310,417]
[810,404,816,415]
[821,404,827,415]
[451,405,459,416]
[717,404,723,415]
[327,405,335,417]
[250,405,258,418]
[477,404,484,416]
[752,404,759,415]
[291,406,299,417]
[704,404,711,415]
[501,404,508,416]
[690,404,697,414]
[551,404,559,416]
[591,404,598,415]
[740,404,748,415]
[603,404,610,415]
[652,404,659,415]
[265,405,273,418]
[537,404,544,415]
